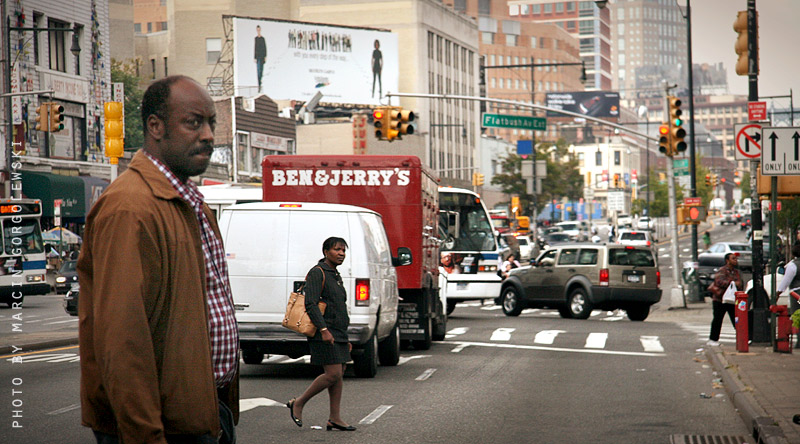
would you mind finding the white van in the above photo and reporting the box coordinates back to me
[219,202,411,378]
[198,184,262,220]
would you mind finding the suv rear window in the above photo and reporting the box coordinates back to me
[609,248,656,266]
[620,232,647,241]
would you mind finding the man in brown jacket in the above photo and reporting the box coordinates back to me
[78,75,239,444]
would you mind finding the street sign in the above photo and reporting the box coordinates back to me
[734,123,763,160]
[607,191,624,211]
[761,127,800,176]
[684,197,701,206]
[584,187,595,199]
[748,101,767,121]
[482,113,546,131]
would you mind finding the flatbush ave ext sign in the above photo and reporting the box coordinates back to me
[481,113,547,131]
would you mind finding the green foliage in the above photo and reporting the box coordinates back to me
[110,59,144,150]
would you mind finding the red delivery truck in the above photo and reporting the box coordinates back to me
[263,155,447,349]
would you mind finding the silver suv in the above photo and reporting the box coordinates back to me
[496,244,662,321]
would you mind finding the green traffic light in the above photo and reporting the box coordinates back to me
[674,118,682,127]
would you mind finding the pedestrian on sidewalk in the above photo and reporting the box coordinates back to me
[707,253,743,346]
[77,76,239,444]
[703,231,711,250]
[777,243,800,314]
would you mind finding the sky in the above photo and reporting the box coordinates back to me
[690,0,799,106]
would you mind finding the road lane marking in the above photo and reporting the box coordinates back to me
[534,330,564,345]
[398,355,430,365]
[490,328,515,341]
[0,345,79,359]
[451,343,470,353]
[44,319,78,325]
[480,305,503,311]
[585,332,608,349]
[450,341,665,357]
[239,398,285,412]
[47,403,81,415]
[415,368,437,381]
[360,405,393,424]
[9,353,80,363]
[445,327,468,339]
[640,336,664,352]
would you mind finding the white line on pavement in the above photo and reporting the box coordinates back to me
[44,319,78,325]
[451,343,470,353]
[360,405,393,425]
[534,330,564,345]
[47,403,81,415]
[398,355,430,365]
[415,368,437,381]
[640,336,664,352]
[585,332,608,349]
[490,328,515,341]
[450,340,665,357]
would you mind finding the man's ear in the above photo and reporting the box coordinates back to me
[146,114,165,141]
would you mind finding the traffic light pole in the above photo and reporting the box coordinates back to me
[745,0,769,344]
[664,83,685,309]
[685,0,702,303]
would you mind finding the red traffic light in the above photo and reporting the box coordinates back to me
[373,110,384,120]
[659,125,669,135]
[720,177,726,183]
[689,207,700,220]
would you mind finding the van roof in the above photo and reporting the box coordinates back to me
[224,201,382,216]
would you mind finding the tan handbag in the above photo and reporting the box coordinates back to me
[282,267,327,337]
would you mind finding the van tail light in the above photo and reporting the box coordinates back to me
[355,279,370,306]
[646,241,651,247]
[657,270,661,287]
[599,268,609,287]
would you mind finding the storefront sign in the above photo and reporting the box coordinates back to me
[251,131,289,152]
[40,71,90,103]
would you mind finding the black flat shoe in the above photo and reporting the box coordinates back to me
[286,399,302,427]
[327,420,356,431]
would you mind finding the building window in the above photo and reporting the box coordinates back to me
[556,3,564,13]
[478,0,490,15]
[161,21,168,31]
[481,32,494,44]
[595,150,602,166]
[164,57,168,76]
[614,151,621,166]
[134,23,142,34]
[147,22,152,33]
[48,19,69,73]
[530,37,537,48]
[206,38,221,64]
[33,13,43,66]
[532,5,541,14]
[507,35,517,46]
[74,25,83,75]
[544,4,553,13]
[567,2,576,12]
[151,58,156,79]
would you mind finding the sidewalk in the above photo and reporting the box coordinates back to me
[652,300,800,444]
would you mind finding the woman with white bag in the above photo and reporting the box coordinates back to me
[707,253,743,346]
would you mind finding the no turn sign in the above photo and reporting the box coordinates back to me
[734,122,763,161]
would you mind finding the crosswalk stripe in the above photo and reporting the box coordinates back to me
[490,328,515,341]
[585,332,608,349]
[640,336,664,352]
[534,330,564,345]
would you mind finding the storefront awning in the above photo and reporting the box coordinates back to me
[79,175,110,215]
[21,171,86,218]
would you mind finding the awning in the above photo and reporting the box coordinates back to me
[79,175,110,215]
[21,171,86,218]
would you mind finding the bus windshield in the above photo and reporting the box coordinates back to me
[3,219,44,256]
[439,190,496,252]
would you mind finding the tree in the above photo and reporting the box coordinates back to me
[110,59,145,150]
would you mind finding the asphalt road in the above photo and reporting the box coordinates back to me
[2,299,750,443]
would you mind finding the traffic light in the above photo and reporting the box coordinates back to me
[472,172,484,187]
[49,103,65,132]
[705,174,712,186]
[34,103,49,132]
[712,174,719,186]
[687,205,707,224]
[613,173,620,188]
[373,107,389,140]
[668,97,686,153]
[387,107,415,141]
[658,123,671,156]
[733,10,758,76]
[104,101,124,163]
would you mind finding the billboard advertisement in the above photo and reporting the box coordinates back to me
[545,91,620,118]
[233,17,398,106]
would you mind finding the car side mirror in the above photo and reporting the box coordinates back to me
[392,247,413,266]
[529,259,537,266]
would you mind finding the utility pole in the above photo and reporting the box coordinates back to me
[664,83,685,308]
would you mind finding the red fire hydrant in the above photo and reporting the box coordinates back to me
[735,291,749,353]
[770,303,793,354]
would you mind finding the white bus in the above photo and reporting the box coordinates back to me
[438,187,502,314]
[198,184,263,220]
[0,199,49,307]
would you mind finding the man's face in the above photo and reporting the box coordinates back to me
[257,27,261,36]
[155,79,216,182]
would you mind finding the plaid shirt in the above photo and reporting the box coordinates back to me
[145,152,239,386]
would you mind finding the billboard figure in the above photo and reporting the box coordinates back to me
[254,25,267,92]
[372,39,382,98]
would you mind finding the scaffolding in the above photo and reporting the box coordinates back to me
[207,16,235,97]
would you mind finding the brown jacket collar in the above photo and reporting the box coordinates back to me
[127,150,184,202]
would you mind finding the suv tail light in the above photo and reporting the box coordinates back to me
[355,279,370,306]
[646,241,651,247]
[599,268,609,286]
[656,270,661,287]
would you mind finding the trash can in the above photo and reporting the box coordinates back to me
[683,261,701,303]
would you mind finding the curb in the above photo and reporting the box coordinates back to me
[705,347,789,444]
[0,337,79,356]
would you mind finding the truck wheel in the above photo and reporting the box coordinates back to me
[501,286,523,317]
[411,315,432,350]
[446,300,457,315]
[353,334,378,378]
[432,304,447,342]
[378,323,400,366]
[241,348,264,365]
[626,305,650,321]
[568,288,593,319]
[557,306,573,319]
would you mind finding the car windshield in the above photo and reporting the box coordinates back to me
[729,245,750,252]
[609,248,656,266]
[517,238,528,246]
[547,233,571,242]
[559,223,578,231]
[59,260,77,273]
[621,232,647,241]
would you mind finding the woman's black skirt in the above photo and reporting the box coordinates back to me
[308,340,350,366]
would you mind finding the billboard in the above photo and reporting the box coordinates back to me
[545,91,620,118]
[233,17,398,106]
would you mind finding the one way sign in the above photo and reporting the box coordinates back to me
[761,127,800,176]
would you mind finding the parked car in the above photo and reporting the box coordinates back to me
[636,216,654,231]
[516,235,534,261]
[616,229,654,248]
[721,210,736,225]
[699,242,753,271]
[63,283,79,316]
[556,221,588,242]
[54,260,78,294]
[496,244,662,321]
